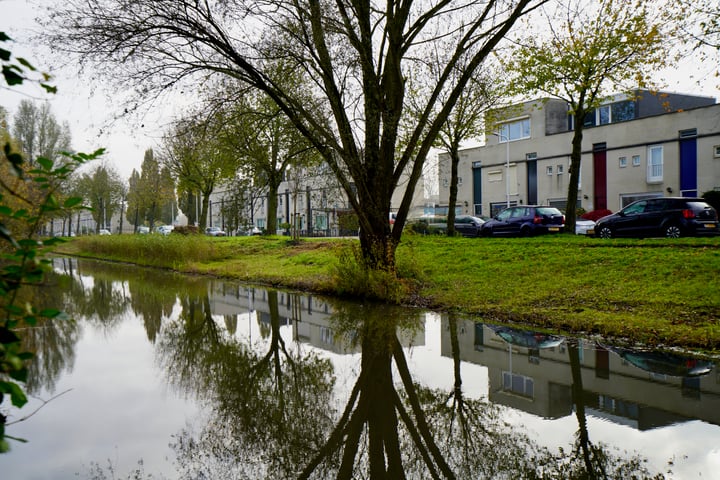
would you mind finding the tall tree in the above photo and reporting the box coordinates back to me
[125,168,143,230]
[125,150,176,230]
[424,64,504,236]
[76,163,125,232]
[503,0,673,233]
[161,114,239,230]
[11,100,71,166]
[46,0,545,272]
[217,85,321,235]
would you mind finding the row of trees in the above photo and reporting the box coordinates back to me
[3,94,320,236]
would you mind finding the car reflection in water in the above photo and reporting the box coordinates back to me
[603,345,714,378]
[488,324,565,349]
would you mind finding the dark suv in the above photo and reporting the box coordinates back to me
[593,197,719,238]
[481,205,565,237]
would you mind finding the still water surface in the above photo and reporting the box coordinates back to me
[3,257,720,479]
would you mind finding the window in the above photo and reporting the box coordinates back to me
[315,214,327,230]
[498,117,531,142]
[457,177,463,186]
[546,166,553,176]
[556,164,564,175]
[573,100,636,129]
[647,145,663,183]
[598,105,611,125]
[442,178,448,187]
[619,156,627,168]
[611,101,635,122]
[714,145,720,158]
[632,155,641,166]
[503,371,534,398]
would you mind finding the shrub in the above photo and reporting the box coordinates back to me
[332,243,407,302]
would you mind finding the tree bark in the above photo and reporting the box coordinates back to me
[566,110,586,234]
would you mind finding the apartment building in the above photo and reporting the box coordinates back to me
[438,91,720,217]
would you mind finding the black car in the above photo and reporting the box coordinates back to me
[481,205,565,237]
[593,197,719,239]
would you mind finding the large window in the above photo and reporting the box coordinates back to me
[574,100,636,129]
[498,118,530,142]
[647,145,663,183]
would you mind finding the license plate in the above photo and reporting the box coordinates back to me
[548,227,559,232]
[706,224,717,228]
[586,229,595,235]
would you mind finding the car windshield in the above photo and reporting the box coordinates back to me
[536,207,561,216]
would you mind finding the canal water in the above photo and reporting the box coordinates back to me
[2,257,720,479]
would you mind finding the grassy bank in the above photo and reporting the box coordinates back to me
[53,233,720,353]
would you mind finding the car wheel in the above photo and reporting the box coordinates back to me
[598,226,613,239]
[520,226,531,237]
[664,224,682,238]
[481,228,493,237]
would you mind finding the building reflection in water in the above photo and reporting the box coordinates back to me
[441,316,718,430]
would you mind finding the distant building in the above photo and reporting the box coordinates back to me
[438,90,720,217]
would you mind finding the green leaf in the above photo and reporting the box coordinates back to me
[41,83,57,94]
[38,308,62,318]
[63,197,84,208]
[15,57,37,72]
[35,157,53,171]
[2,66,23,86]
[0,381,28,408]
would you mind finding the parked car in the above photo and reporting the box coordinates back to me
[136,226,150,234]
[593,197,719,239]
[156,225,174,235]
[205,226,227,237]
[481,205,565,237]
[575,218,596,235]
[98,229,111,235]
[408,216,448,235]
[447,215,485,237]
[409,215,485,237]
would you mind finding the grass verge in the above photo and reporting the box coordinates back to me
[52,232,720,353]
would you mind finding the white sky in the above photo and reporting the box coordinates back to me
[2,0,719,183]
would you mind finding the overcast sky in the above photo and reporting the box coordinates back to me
[2,0,719,183]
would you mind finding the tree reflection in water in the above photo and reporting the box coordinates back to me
[30,259,669,479]
[159,289,336,478]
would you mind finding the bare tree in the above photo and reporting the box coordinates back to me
[11,100,71,166]
[45,0,546,271]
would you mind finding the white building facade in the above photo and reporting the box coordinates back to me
[438,91,720,218]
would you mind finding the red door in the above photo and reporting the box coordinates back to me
[593,148,607,210]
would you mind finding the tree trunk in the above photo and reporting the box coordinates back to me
[149,200,157,232]
[266,181,280,235]
[447,147,460,237]
[200,192,211,230]
[566,110,585,234]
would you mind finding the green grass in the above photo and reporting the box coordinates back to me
[53,232,720,353]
